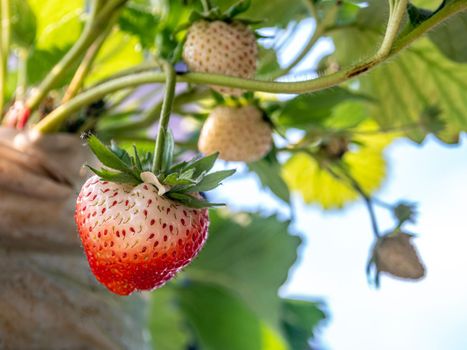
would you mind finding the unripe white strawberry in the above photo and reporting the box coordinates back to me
[373,233,425,280]
[198,105,273,162]
[183,20,257,96]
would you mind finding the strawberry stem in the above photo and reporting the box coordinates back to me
[152,61,176,174]
[200,0,213,13]
[0,0,11,118]
[32,0,466,133]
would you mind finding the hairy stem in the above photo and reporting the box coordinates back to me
[0,0,10,115]
[376,0,408,60]
[152,62,176,174]
[33,0,465,133]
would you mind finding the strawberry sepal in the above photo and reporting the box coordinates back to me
[84,134,235,208]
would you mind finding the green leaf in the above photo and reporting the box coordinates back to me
[161,129,175,173]
[248,152,290,203]
[184,169,236,193]
[85,29,144,85]
[331,0,467,142]
[11,0,37,48]
[110,141,133,167]
[118,3,159,49]
[148,287,189,350]
[407,3,433,26]
[181,153,219,178]
[176,283,264,350]
[163,171,197,186]
[225,0,252,18]
[166,192,224,208]
[281,299,327,350]
[87,135,138,176]
[132,145,143,171]
[335,0,361,26]
[257,46,281,79]
[28,0,83,49]
[27,46,75,87]
[283,121,392,209]
[428,12,467,63]
[87,166,140,184]
[216,0,307,27]
[324,100,369,129]
[186,211,301,329]
[276,88,372,129]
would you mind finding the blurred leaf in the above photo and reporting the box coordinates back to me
[177,282,289,350]
[261,322,289,350]
[148,287,189,350]
[324,100,369,129]
[281,299,326,350]
[319,0,361,26]
[257,46,281,78]
[85,29,144,85]
[118,3,160,49]
[283,122,391,209]
[177,282,263,350]
[428,12,467,63]
[161,129,175,173]
[11,0,37,48]
[27,46,75,86]
[276,88,371,129]
[186,211,301,328]
[248,151,291,203]
[331,0,467,142]
[28,0,83,49]
[216,0,307,27]
[336,1,361,26]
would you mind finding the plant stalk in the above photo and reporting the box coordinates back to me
[152,62,176,174]
[33,0,465,133]
[0,0,10,116]
[200,0,212,13]
[375,0,408,60]
[62,22,114,103]
[15,48,28,101]
[26,0,125,112]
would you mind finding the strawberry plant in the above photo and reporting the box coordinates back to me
[1,0,466,348]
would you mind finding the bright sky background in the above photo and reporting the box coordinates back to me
[212,19,467,350]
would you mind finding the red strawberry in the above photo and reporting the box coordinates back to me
[75,175,209,295]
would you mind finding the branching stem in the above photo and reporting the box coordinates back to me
[62,20,114,103]
[26,0,126,112]
[33,0,466,133]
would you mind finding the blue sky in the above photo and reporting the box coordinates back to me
[212,19,467,349]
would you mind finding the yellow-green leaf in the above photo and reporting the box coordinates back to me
[85,29,144,85]
[283,123,392,209]
[28,0,83,49]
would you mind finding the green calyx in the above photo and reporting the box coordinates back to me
[189,0,260,25]
[86,134,235,208]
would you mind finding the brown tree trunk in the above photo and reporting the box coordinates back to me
[0,129,148,350]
